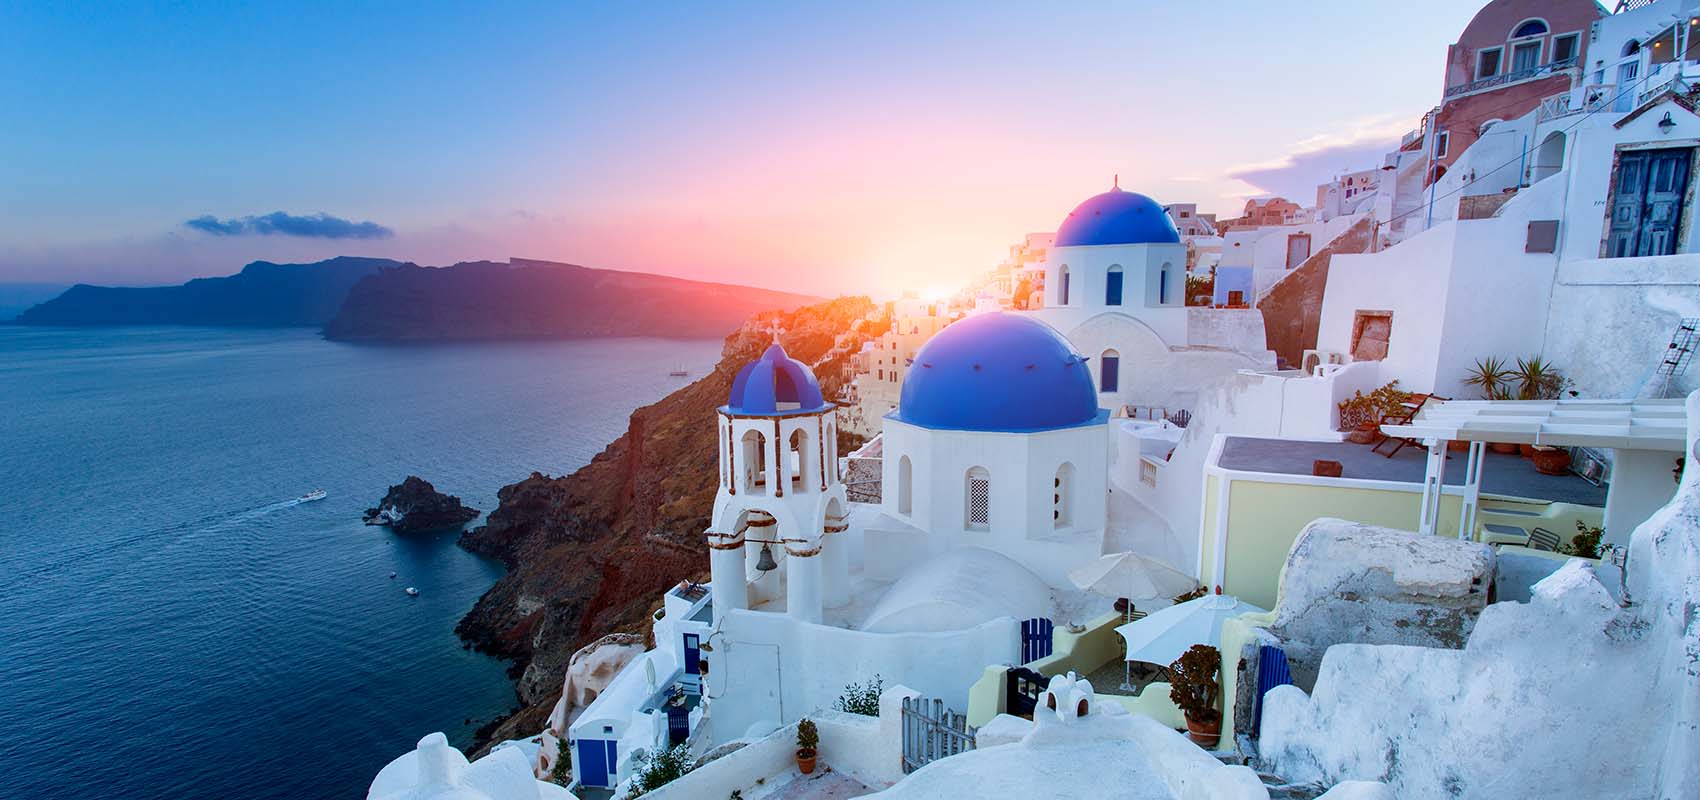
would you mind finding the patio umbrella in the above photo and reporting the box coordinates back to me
[1114,593,1266,671]
[1068,552,1198,689]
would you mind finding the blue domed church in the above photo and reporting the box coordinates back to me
[1029,182,1274,416]
[867,312,1112,586]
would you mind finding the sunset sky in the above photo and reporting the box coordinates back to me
[1,1,1490,296]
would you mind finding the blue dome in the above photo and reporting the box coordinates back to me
[726,343,829,415]
[897,313,1103,432]
[1054,187,1180,247]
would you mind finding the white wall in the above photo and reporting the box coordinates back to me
[880,418,1108,549]
[705,610,1017,747]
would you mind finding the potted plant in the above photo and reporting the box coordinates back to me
[1489,442,1520,455]
[1531,445,1572,475]
[796,717,818,774]
[1168,644,1222,749]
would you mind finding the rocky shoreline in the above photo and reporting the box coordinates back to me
[450,297,875,752]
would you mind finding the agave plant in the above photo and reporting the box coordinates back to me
[1463,356,1513,400]
[1514,355,1567,400]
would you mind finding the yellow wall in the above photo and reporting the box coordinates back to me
[1199,473,1219,585]
[1221,479,1459,609]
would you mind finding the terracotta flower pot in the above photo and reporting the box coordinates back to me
[1185,714,1222,749]
[1518,444,1536,458]
[797,748,817,775]
[1532,447,1572,476]
[1447,440,1471,452]
[1489,442,1519,455]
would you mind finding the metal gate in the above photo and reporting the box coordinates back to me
[900,696,977,774]
[1020,617,1054,663]
[1005,666,1047,719]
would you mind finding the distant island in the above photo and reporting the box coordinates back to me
[322,258,820,342]
[14,257,389,327]
[13,256,819,341]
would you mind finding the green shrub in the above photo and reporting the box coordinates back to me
[627,744,694,797]
[796,717,819,754]
[549,737,572,786]
[1562,521,1604,560]
[834,675,883,716]
[1338,381,1410,430]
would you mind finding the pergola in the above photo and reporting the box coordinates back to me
[1380,398,1688,541]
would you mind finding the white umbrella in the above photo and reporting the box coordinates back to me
[1114,593,1266,669]
[1069,552,1198,689]
[1068,552,1198,603]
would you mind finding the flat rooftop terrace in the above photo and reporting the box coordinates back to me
[1218,437,1608,507]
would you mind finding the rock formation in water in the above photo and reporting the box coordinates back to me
[322,258,821,342]
[14,257,392,326]
[453,296,875,750]
[365,476,481,534]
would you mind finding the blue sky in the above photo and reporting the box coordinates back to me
[0,1,1489,293]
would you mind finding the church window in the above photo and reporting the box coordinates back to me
[1105,266,1124,306]
[898,455,913,515]
[1100,350,1120,393]
[966,467,990,530]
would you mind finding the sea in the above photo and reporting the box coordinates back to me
[0,326,724,799]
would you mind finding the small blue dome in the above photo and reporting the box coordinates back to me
[897,313,1103,432]
[1054,187,1180,247]
[726,343,829,415]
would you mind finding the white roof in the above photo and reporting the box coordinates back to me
[1381,398,1687,451]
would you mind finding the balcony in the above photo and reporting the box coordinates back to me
[1446,59,1577,99]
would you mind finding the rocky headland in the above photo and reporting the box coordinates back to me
[452,296,878,750]
[365,476,481,534]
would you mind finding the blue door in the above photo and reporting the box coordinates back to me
[576,739,616,788]
[683,633,701,675]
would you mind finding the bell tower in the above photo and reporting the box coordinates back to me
[706,338,848,625]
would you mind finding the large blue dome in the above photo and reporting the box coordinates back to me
[1054,187,1180,247]
[725,343,829,415]
[897,313,1103,432]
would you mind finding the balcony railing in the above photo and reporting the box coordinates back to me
[1536,83,1615,122]
[1446,59,1577,98]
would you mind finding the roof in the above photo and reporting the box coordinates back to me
[895,312,1104,433]
[1054,186,1181,247]
[725,343,830,416]
[1380,398,1686,451]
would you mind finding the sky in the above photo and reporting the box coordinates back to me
[0,1,1491,296]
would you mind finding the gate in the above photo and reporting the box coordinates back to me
[900,696,977,774]
[1005,666,1047,719]
[1253,645,1294,736]
[1020,617,1054,663]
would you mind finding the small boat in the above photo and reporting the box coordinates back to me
[389,572,397,579]
[405,587,420,597]
[668,363,688,377]
[299,489,328,503]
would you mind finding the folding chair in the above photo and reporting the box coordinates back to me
[1527,527,1563,552]
[1372,394,1449,458]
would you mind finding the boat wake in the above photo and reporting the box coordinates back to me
[11,493,328,580]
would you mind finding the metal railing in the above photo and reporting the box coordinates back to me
[1445,59,1577,98]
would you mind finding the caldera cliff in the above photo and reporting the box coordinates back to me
[454,296,879,747]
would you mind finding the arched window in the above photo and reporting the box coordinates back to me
[1058,265,1071,305]
[1624,40,1641,58]
[1532,131,1566,183]
[788,428,811,489]
[740,430,768,492]
[898,455,913,516]
[1053,462,1074,529]
[965,467,990,530]
[1105,265,1124,306]
[1100,350,1120,393]
[1511,19,1547,39]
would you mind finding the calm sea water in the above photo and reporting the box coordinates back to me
[0,326,722,800]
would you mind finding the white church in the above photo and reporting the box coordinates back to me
[1026,181,1274,415]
